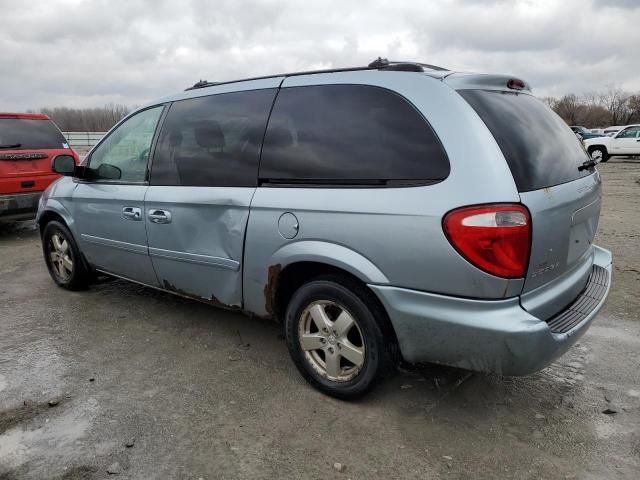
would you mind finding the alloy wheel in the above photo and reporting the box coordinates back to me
[298,300,366,382]
[48,233,73,281]
[591,149,603,162]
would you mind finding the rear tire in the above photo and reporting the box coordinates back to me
[284,275,387,399]
[589,146,609,163]
[42,221,91,290]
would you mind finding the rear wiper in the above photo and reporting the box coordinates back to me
[578,159,597,171]
[0,143,21,149]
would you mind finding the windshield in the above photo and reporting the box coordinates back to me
[0,118,67,149]
[459,90,591,192]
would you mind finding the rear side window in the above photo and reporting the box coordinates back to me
[151,89,277,187]
[0,119,67,150]
[260,84,449,185]
[459,90,590,192]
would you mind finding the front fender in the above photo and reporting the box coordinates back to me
[36,178,77,236]
[38,199,74,228]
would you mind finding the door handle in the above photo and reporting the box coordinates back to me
[148,209,172,224]
[122,206,142,221]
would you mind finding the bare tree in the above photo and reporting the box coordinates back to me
[544,86,640,128]
[628,94,640,123]
[598,85,632,125]
[552,94,585,125]
[39,104,130,131]
[580,104,611,128]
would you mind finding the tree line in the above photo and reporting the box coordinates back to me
[36,104,131,132]
[543,86,640,128]
[35,85,640,132]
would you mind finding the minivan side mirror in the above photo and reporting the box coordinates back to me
[51,155,76,176]
[52,154,121,181]
[96,163,122,180]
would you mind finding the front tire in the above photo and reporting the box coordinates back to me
[42,221,90,290]
[589,146,609,163]
[285,275,387,399]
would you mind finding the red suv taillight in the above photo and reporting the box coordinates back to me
[443,204,531,279]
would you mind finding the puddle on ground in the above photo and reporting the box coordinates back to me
[0,398,98,475]
[0,337,66,413]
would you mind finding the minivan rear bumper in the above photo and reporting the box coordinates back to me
[0,192,42,220]
[370,245,612,375]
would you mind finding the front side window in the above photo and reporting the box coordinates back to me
[616,126,640,138]
[259,84,450,184]
[150,89,277,187]
[89,106,164,183]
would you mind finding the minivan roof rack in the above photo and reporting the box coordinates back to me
[367,57,449,72]
[185,57,449,91]
[189,79,217,90]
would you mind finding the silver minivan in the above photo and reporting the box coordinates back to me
[38,59,612,398]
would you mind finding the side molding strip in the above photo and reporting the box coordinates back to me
[81,234,148,255]
[81,235,240,270]
[148,247,240,271]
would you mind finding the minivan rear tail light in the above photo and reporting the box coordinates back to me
[443,204,531,279]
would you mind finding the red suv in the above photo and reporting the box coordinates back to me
[0,113,79,221]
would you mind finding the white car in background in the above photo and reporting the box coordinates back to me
[583,125,640,162]
[603,126,625,136]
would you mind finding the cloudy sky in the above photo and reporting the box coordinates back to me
[1,0,639,111]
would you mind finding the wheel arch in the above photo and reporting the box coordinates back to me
[587,144,608,154]
[270,241,389,284]
[39,206,91,273]
[271,260,401,364]
[254,241,400,363]
[38,209,67,233]
[37,201,75,235]
[259,241,389,318]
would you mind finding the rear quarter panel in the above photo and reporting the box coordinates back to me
[243,71,525,318]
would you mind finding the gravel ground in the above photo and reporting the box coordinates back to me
[0,161,638,480]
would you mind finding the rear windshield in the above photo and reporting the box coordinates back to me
[459,90,590,192]
[0,119,67,150]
